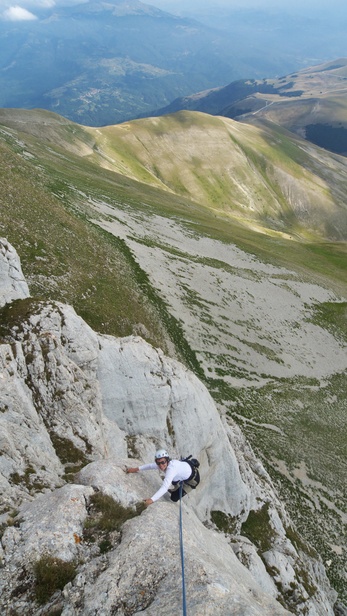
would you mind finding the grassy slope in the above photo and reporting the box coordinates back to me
[81,111,347,242]
[0,117,191,357]
[1,108,346,604]
[1,110,346,342]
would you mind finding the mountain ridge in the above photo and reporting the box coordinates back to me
[3,106,347,242]
[150,59,347,157]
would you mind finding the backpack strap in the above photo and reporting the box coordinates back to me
[185,460,200,485]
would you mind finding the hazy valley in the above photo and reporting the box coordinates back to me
[1,104,346,607]
[2,0,347,127]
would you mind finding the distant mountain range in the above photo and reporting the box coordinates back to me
[1,0,346,127]
[152,59,347,156]
[0,0,271,126]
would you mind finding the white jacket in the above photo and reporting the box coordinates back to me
[139,459,192,502]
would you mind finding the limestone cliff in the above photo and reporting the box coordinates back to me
[0,239,337,615]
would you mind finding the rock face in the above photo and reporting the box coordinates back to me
[0,238,29,307]
[0,239,337,615]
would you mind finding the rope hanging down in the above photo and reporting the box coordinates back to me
[179,481,187,616]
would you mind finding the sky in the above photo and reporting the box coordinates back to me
[1,0,347,21]
[147,0,347,7]
[0,0,75,20]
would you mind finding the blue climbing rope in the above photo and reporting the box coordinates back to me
[179,481,187,616]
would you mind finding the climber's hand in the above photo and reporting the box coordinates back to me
[126,467,139,473]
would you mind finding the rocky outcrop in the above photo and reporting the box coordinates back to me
[0,240,337,615]
[0,238,29,307]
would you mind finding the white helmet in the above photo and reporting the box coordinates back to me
[154,449,170,460]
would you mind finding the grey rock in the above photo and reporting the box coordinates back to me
[0,238,29,307]
[81,501,291,616]
[16,484,94,562]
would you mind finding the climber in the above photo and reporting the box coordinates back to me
[126,449,200,506]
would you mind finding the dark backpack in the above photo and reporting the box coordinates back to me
[181,454,200,488]
[182,454,200,468]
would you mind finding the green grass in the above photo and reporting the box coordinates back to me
[308,300,347,342]
[49,434,90,482]
[211,510,238,534]
[241,504,320,610]
[229,372,347,493]
[34,555,77,605]
[83,492,145,553]
[265,464,347,602]
[0,134,179,354]
[0,298,43,340]
[85,492,145,533]
[80,111,347,243]
[228,371,347,603]
[241,503,275,553]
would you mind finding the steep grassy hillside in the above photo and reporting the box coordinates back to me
[0,111,197,361]
[82,111,347,242]
[1,108,346,605]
